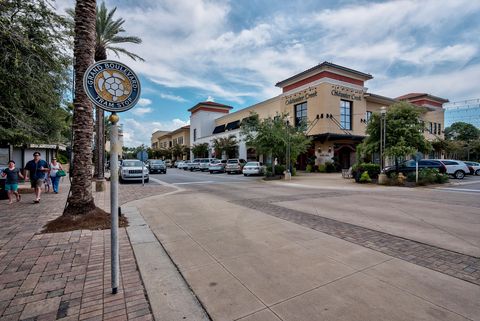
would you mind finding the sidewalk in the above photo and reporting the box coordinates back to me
[0,179,172,321]
[131,187,480,321]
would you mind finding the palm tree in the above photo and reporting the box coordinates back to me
[64,0,97,215]
[93,2,144,181]
[69,3,144,181]
[212,135,238,159]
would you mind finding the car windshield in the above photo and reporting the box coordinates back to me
[150,160,164,164]
[122,160,144,167]
[227,159,238,163]
[245,162,259,166]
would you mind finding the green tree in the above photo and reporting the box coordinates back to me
[445,122,480,142]
[212,135,238,159]
[191,143,209,158]
[358,102,431,167]
[0,0,71,145]
[241,112,311,167]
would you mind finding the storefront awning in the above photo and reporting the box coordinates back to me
[311,133,365,143]
[212,124,226,134]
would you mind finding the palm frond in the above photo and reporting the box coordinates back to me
[108,47,145,62]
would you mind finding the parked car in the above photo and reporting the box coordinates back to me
[383,159,446,177]
[209,159,227,173]
[199,158,218,172]
[432,159,470,179]
[187,159,202,171]
[119,159,149,183]
[164,159,172,168]
[225,158,247,174]
[176,160,187,169]
[464,161,480,176]
[147,159,166,174]
[242,162,265,176]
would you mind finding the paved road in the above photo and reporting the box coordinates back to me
[433,175,480,194]
[150,168,256,185]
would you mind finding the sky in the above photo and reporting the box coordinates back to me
[55,0,480,147]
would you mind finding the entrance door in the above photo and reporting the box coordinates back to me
[338,147,352,169]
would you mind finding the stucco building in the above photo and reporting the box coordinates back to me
[152,62,447,169]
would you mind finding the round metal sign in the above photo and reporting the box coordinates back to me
[83,60,141,112]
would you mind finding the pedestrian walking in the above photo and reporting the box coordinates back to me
[1,160,24,204]
[49,157,63,194]
[24,151,49,203]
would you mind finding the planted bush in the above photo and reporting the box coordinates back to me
[325,161,336,173]
[318,164,326,173]
[306,164,313,172]
[406,168,449,185]
[359,171,372,183]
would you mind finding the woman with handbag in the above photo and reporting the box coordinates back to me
[49,158,64,194]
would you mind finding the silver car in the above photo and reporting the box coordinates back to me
[119,159,149,183]
[209,159,227,173]
[242,161,265,176]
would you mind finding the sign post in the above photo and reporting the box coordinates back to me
[83,60,141,294]
[136,150,148,186]
[413,152,423,184]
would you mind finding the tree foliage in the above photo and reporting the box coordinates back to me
[191,143,209,158]
[444,122,480,142]
[241,112,311,165]
[212,135,238,159]
[359,102,431,161]
[0,0,72,145]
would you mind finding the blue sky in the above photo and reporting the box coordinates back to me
[56,0,480,147]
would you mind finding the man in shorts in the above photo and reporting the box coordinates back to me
[24,152,49,203]
[1,160,24,204]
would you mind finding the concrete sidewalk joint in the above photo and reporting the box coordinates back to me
[122,206,211,321]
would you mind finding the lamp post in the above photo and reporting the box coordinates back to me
[380,106,387,170]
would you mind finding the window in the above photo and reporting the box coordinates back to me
[173,138,177,145]
[193,129,197,141]
[294,102,308,127]
[178,136,183,145]
[340,100,352,130]
[366,111,372,123]
[438,123,441,135]
[429,122,432,134]
[434,123,437,135]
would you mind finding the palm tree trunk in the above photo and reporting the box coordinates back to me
[93,50,107,180]
[64,0,96,215]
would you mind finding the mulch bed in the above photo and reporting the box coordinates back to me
[42,206,128,233]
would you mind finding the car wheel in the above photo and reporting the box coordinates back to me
[454,170,465,179]
[145,178,149,183]
[476,169,480,176]
[244,174,247,176]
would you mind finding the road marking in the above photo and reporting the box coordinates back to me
[173,181,215,185]
[435,187,480,193]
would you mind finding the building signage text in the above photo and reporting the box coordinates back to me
[285,90,317,105]
[331,86,362,101]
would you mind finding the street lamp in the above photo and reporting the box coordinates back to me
[380,106,387,170]
[286,119,291,174]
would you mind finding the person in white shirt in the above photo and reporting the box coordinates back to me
[49,158,63,194]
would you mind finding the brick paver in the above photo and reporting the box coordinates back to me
[0,179,173,320]
[230,193,480,285]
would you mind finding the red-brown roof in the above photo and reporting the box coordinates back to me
[396,93,449,103]
[187,101,233,112]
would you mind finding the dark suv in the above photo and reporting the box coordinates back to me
[384,159,446,176]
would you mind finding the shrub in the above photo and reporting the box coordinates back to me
[313,165,319,172]
[306,164,313,172]
[318,164,326,173]
[265,170,273,177]
[325,161,336,173]
[406,168,449,185]
[359,171,372,183]
[352,163,380,179]
[275,164,286,174]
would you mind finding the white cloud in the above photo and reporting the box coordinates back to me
[122,118,189,147]
[160,93,187,102]
[137,98,152,106]
[135,107,153,115]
